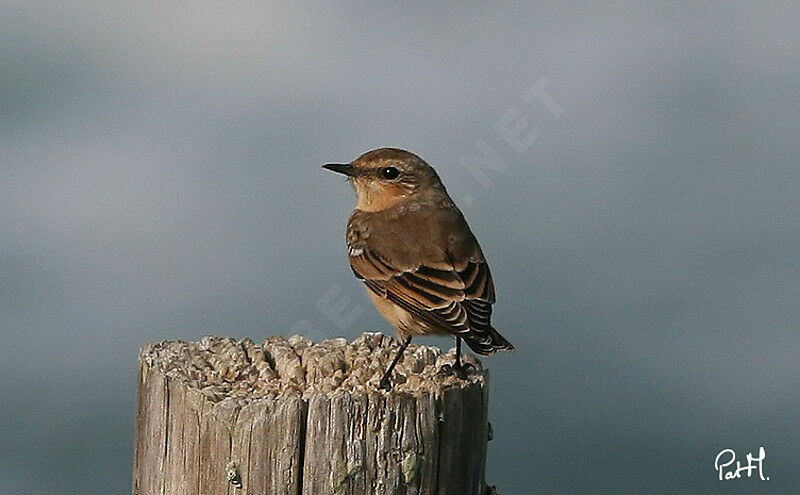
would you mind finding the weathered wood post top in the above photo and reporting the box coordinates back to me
[133,332,492,495]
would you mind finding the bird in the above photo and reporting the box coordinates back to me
[323,148,514,390]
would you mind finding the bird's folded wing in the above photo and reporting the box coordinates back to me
[349,246,495,337]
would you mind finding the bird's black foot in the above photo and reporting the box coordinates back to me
[453,364,468,380]
[378,369,395,391]
[452,360,476,380]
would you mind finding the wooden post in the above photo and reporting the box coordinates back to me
[133,333,493,495]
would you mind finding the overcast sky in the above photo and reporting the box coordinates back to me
[1,2,799,493]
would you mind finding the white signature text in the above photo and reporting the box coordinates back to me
[714,446,769,481]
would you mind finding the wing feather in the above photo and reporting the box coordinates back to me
[349,246,493,339]
[346,206,511,354]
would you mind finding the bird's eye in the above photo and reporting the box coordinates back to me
[380,167,400,180]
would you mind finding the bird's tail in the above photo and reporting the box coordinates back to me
[488,326,515,352]
[463,326,515,356]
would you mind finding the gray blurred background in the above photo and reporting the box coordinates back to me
[2,2,798,494]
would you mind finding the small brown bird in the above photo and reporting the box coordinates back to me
[323,148,514,389]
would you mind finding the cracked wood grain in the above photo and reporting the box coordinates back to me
[133,333,491,495]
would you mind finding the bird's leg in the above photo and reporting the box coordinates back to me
[439,336,467,379]
[451,336,476,379]
[379,336,412,391]
[454,336,462,369]
[452,336,468,379]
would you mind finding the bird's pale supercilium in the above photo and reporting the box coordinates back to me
[323,148,514,389]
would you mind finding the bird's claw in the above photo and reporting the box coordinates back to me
[378,377,393,391]
[452,361,475,380]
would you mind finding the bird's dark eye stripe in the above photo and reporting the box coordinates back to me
[380,167,400,180]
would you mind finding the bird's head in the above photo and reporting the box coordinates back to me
[323,148,443,212]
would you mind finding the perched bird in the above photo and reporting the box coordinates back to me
[323,148,514,389]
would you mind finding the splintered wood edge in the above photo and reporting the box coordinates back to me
[139,332,486,404]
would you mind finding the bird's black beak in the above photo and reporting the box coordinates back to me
[322,163,355,176]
